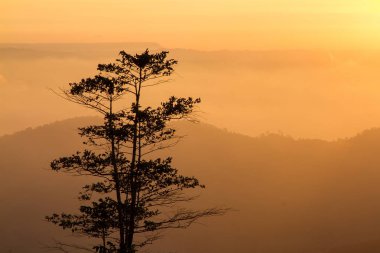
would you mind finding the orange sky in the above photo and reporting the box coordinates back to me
[3,1,380,140]
[2,0,380,50]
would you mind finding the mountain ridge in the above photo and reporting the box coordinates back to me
[2,117,380,252]
[3,115,380,143]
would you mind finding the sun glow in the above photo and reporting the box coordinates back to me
[2,0,380,50]
[368,0,380,11]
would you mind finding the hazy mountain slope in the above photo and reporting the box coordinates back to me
[1,118,380,252]
[0,117,100,252]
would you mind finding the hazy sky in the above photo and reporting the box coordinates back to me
[2,0,380,50]
[3,1,380,140]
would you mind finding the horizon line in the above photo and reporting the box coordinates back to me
[1,42,380,53]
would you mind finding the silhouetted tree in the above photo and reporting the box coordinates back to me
[46,50,225,253]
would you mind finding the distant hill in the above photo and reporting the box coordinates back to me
[0,42,162,59]
[2,118,380,252]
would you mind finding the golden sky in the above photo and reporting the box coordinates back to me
[2,0,380,50]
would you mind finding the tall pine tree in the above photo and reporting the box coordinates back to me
[46,50,225,253]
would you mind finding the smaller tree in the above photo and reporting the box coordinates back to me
[46,49,226,253]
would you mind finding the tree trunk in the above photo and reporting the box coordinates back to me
[109,95,126,253]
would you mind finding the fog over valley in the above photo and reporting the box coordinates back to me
[2,43,380,139]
